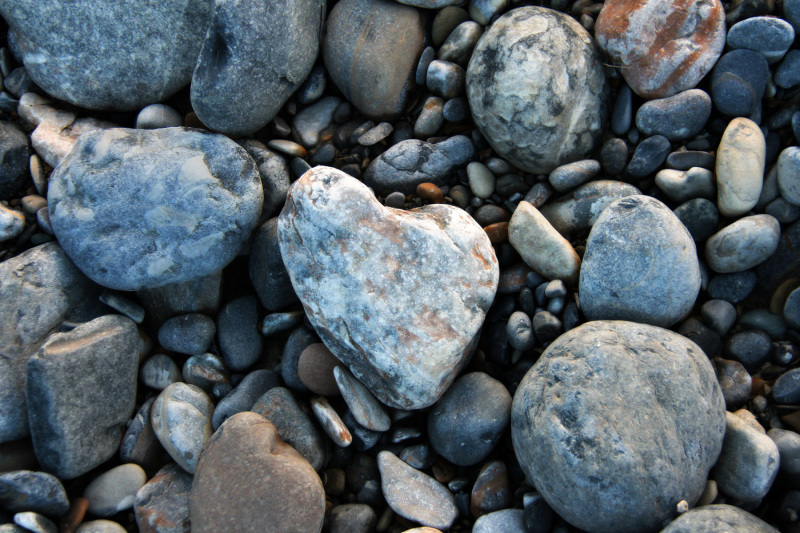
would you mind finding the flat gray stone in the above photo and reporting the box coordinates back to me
[512,321,726,533]
[191,0,325,135]
[277,166,498,409]
[26,315,139,479]
[580,195,701,327]
[0,0,213,110]
[48,128,263,291]
[660,504,778,533]
[467,6,608,173]
[0,470,68,516]
[0,242,101,443]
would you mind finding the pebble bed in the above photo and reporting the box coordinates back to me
[0,0,799,532]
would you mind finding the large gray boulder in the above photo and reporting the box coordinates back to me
[191,0,325,135]
[512,321,726,533]
[0,243,101,444]
[26,315,139,479]
[579,195,701,327]
[278,166,498,409]
[48,128,263,291]
[0,0,213,110]
[467,6,608,173]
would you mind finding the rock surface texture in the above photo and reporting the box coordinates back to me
[466,6,608,174]
[277,166,498,409]
[512,321,726,533]
[0,0,214,110]
[595,0,727,99]
[48,128,263,291]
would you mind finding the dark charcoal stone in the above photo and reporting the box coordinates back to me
[249,218,298,311]
[191,0,324,135]
[0,0,214,110]
[710,50,769,117]
[623,135,672,180]
[0,471,69,516]
[47,128,263,291]
[212,369,279,430]
[428,372,511,466]
[724,330,772,372]
[157,313,216,356]
[217,295,263,372]
[678,318,722,359]
[26,315,139,479]
[511,321,726,533]
[240,141,291,221]
[708,271,757,303]
[281,326,317,393]
[635,89,712,141]
[673,198,719,242]
[0,121,30,201]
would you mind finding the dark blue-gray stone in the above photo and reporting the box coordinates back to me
[0,243,102,444]
[548,160,601,192]
[135,104,183,130]
[0,121,30,201]
[240,140,291,221]
[506,311,535,351]
[0,0,214,110]
[212,369,279,430]
[217,295,263,372]
[611,84,633,136]
[251,387,326,471]
[600,137,628,175]
[0,471,69,516]
[773,368,800,404]
[281,326,317,393]
[191,0,325,135]
[249,218,298,311]
[667,150,715,171]
[26,315,139,479]
[428,372,511,466]
[297,63,327,106]
[712,358,751,409]
[724,330,772,372]
[438,21,482,67]
[660,504,778,533]
[364,135,475,195]
[727,16,794,64]
[710,50,769,117]
[473,509,526,533]
[708,271,757,303]
[426,60,465,100]
[776,50,800,89]
[157,313,215,356]
[3,68,38,98]
[673,198,719,242]
[623,135,671,180]
[580,195,700,327]
[416,46,436,87]
[443,97,469,122]
[635,89,711,141]
[48,128,263,291]
[511,320,726,533]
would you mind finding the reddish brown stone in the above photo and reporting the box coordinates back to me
[60,497,89,533]
[595,0,726,99]
[470,460,510,518]
[417,183,444,204]
[483,222,509,244]
[298,343,342,397]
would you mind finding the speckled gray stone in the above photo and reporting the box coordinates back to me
[0,242,101,444]
[635,89,712,141]
[278,166,498,409]
[0,471,68,516]
[48,128,263,291]
[778,146,800,206]
[191,0,325,135]
[157,313,215,356]
[467,6,608,174]
[0,0,213,110]
[660,504,778,533]
[705,215,781,273]
[580,195,701,327]
[512,321,726,533]
[151,383,214,474]
[26,315,139,479]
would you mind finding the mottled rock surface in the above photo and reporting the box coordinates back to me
[48,128,263,291]
[512,321,726,533]
[323,0,425,120]
[660,504,778,532]
[580,196,701,327]
[467,7,608,173]
[277,166,498,409]
[0,243,100,443]
[595,0,727,99]
[26,315,139,479]
[191,0,325,135]
[134,464,192,533]
[0,0,214,110]
[190,412,325,533]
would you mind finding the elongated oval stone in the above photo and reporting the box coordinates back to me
[716,117,766,218]
[277,166,498,409]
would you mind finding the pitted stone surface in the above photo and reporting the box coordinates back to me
[278,166,498,409]
[466,6,608,174]
[595,0,727,99]
[512,321,726,533]
[660,504,778,533]
[48,128,263,291]
[0,0,213,110]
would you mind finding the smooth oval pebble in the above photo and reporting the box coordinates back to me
[378,451,458,530]
[157,313,216,356]
[298,343,341,397]
[467,162,495,199]
[705,215,781,273]
[548,160,600,193]
[635,89,712,141]
[140,354,181,390]
[135,104,183,129]
[727,16,795,64]
[778,146,800,206]
[74,521,127,533]
[151,382,214,474]
[716,118,766,218]
[84,464,146,517]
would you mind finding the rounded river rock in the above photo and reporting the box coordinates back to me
[48,128,263,291]
[277,166,498,409]
[511,320,726,533]
[467,6,608,174]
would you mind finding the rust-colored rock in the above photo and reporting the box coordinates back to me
[416,183,444,204]
[595,0,727,99]
[278,166,498,409]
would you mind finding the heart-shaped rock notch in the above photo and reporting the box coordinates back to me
[277,166,499,409]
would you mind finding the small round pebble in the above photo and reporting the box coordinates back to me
[298,343,341,397]
[84,464,146,517]
[413,96,444,138]
[385,192,406,209]
[635,89,712,141]
[472,508,526,533]
[660,504,778,533]
[135,104,183,129]
[158,313,216,355]
[623,135,671,180]
[712,358,752,408]
[727,16,795,64]
[0,471,69,516]
[774,368,800,404]
[217,295,264,372]
[724,330,773,372]
[467,162,495,199]
[140,353,181,390]
[506,311,534,351]
[426,60,465,99]
[0,203,25,242]
[701,300,737,337]
[151,382,214,474]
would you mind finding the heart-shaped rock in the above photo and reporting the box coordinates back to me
[277,166,498,409]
